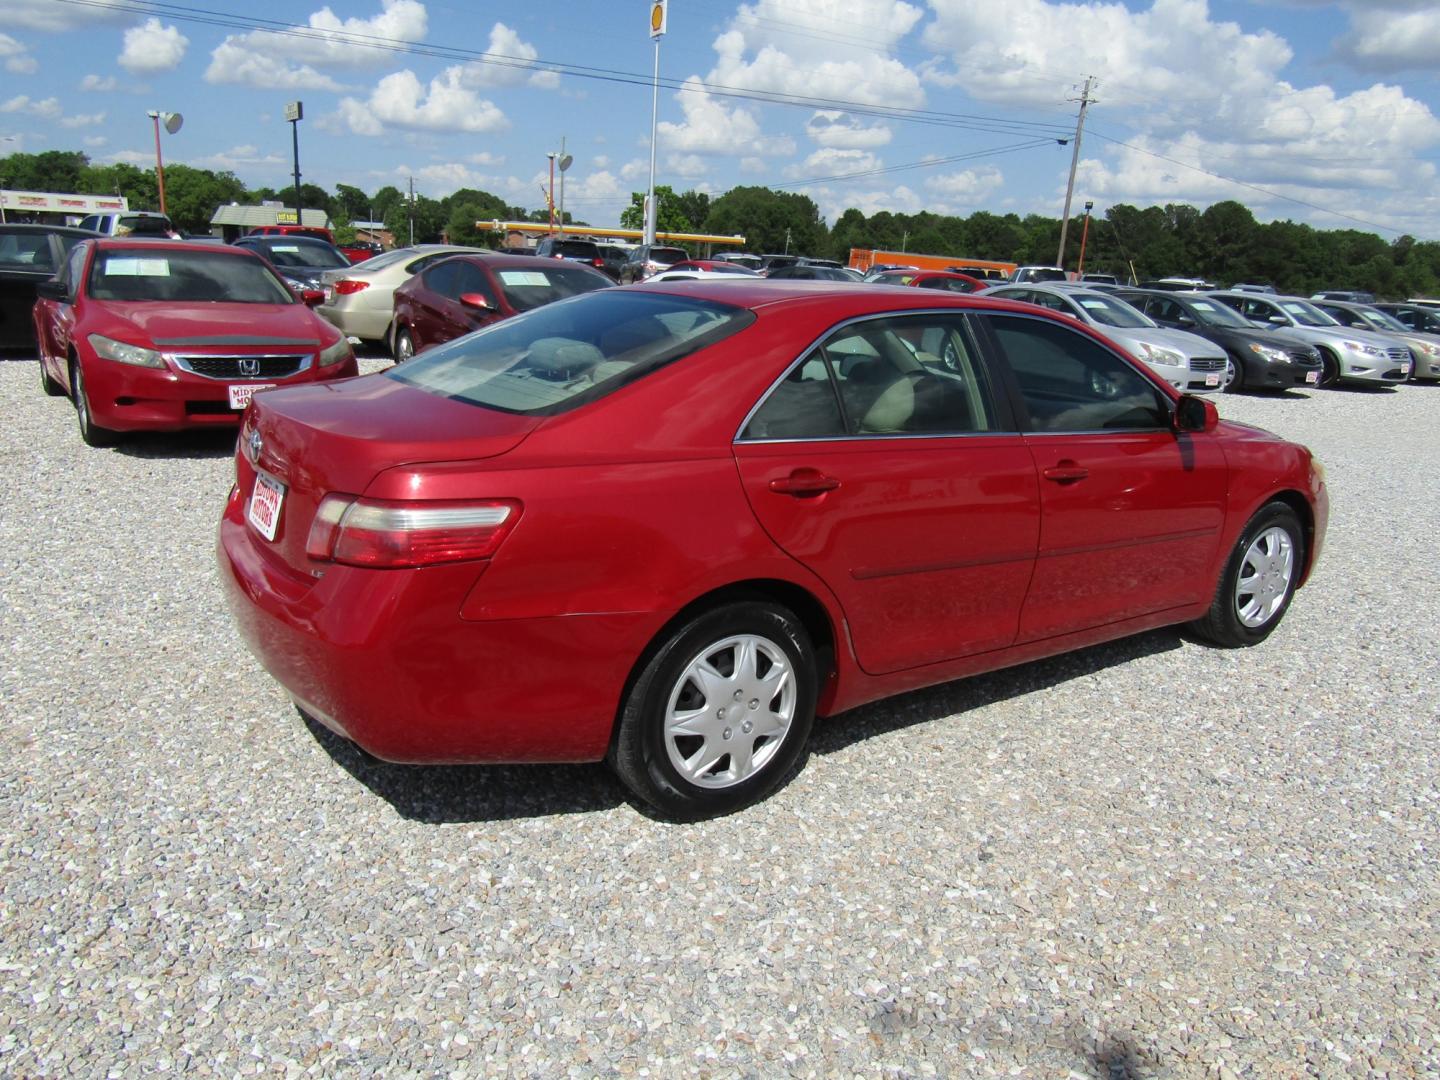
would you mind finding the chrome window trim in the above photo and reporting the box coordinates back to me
[733,307,1011,444]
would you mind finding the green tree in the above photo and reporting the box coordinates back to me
[160,164,248,234]
[0,150,88,192]
[333,183,372,224]
[704,186,826,256]
[619,185,696,235]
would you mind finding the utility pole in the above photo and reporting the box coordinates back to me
[408,176,415,247]
[1055,75,1096,271]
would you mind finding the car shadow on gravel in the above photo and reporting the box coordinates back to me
[301,713,625,821]
[112,429,240,459]
[809,628,1185,756]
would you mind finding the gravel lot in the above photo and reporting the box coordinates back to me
[2,350,1437,1078]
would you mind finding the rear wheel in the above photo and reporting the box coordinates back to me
[1189,501,1303,647]
[394,327,415,364]
[71,360,118,447]
[610,601,817,820]
[39,355,63,396]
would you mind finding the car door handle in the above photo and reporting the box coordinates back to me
[1042,462,1089,484]
[769,469,840,496]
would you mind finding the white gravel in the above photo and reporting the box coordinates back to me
[2,352,1438,1077]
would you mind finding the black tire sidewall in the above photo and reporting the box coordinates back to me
[614,602,817,820]
[1213,503,1304,646]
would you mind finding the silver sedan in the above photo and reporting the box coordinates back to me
[316,244,482,354]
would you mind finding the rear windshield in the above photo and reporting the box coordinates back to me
[88,249,294,303]
[649,247,686,265]
[549,240,599,258]
[495,264,612,312]
[388,290,754,415]
[248,240,348,270]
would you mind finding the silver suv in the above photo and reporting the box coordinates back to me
[1207,292,1411,386]
[982,283,1227,393]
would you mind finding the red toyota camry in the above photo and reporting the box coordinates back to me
[34,239,358,446]
[219,281,1328,819]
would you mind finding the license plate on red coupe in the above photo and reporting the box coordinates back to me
[228,383,275,410]
[248,472,285,541]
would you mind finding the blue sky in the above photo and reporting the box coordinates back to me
[3,1,1438,240]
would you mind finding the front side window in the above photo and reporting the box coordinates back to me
[986,314,1170,433]
[743,315,999,439]
[388,290,752,415]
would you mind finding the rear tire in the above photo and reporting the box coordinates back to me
[394,328,415,364]
[1189,501,1303,648]
[609,601,817,820]
[72,360,118,448]
[39,356,63,397]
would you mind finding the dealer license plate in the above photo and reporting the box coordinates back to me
[247,472,285,541]
[228,383,275,410]
[1205,372,1221,387]
[1305,371,1319,384]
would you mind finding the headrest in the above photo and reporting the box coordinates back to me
[528,337,604,376]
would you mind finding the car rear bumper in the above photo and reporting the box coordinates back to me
[317,304,389,342]
[217,493,648,763]
[83,355,358,431]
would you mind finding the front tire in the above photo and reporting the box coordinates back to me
[610,602,818,820]
[1222,357,1242,393]
[72,360,118,447]
[1317,348,1340,388]
[1189,501,1304,648]
[394,327,415,364]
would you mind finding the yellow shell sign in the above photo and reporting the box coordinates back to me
[649,1,667,39]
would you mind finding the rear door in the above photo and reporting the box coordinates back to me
[980,312,1227,642]
[734,312,1040,675]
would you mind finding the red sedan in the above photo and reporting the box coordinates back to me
[389,253,612,361]
[870,268,988,293]
[219,281,1328,819]
[34,239,358,447]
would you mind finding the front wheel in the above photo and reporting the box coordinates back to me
[1222,357,1242,393]
[72,361,118,447]
[1317,348,1340,388]
[1189,501,1304,648]
[610,601,818,820]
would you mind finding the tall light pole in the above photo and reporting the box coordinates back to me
[1077,200,1094,276]
[0,135,13,222]
[146,110,182,216]
[1055,75,1096,271]
[556,138,572,237]
[546,152,557,233]
[644,1,667,246]
[284,101,304,221]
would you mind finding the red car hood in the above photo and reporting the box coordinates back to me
[99,301,332,347]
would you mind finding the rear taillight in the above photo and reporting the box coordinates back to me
[306,496,521,568]
[592,258,604,268]
[333,279,369,295]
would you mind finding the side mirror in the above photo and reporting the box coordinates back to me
[1175,314,1195,328]
[459,292,493,311]
[36,278,70,303]
[1267,314,1287,326]
[1174,394,1218,433]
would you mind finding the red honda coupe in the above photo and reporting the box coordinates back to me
[219,281,1328,819]
[34,239,358,446]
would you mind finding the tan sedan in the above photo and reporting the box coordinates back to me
[316,245,480,354]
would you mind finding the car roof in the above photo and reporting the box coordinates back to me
[1,223,102,237]
[430,252,607,271]
[631,278,1084,317]
[91,237,256,256]
[236,234,335,247]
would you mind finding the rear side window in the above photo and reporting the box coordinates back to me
[743,315,1000,439]
[494,264,611,312]
[0,231,54,271]
[388,290,753,415]
[986,314,1169,433]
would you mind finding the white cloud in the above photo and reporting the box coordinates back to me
[83,136,108,148]
[620,160,649,182]
[1,95,63,121]
[80,74,118,92]
[336,68,509,135]
[786,147,885,181]
[1333,3,1440,72]
[60,112,106,129]
[462,23,559,89]
[710,0,926,108]
[469,151,504,167]
[206,0,426,88]
[924,165,1006,209]
[806,111,892,149]
[812,183,925,223]
[9,0,128,31]
[191,145,287,172]
[658,78,796,157]
[0,34,36,74]
[118,18,188,74]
